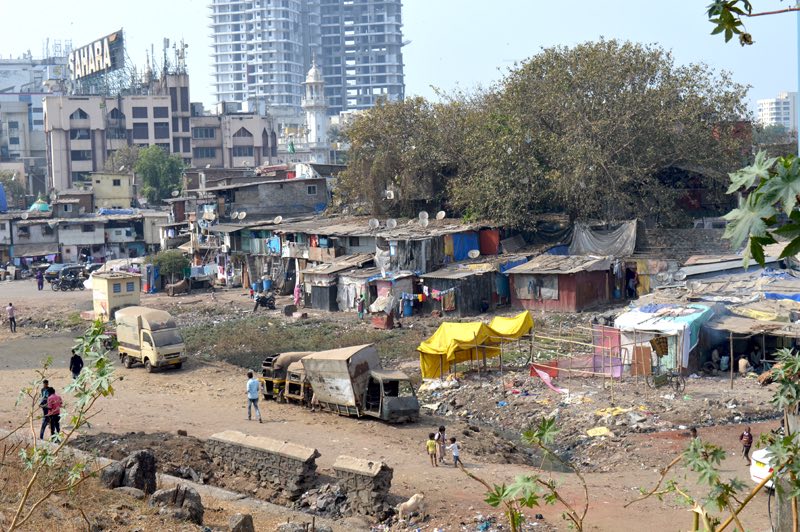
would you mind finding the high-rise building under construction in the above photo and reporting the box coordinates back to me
[209,0,404,116]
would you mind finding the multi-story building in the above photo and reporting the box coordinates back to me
[190,103,277,169]
[208,0,403,116]
[757,91,798,132]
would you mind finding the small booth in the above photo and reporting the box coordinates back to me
[91,271,142,322]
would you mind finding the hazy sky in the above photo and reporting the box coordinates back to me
[0,0,795,111]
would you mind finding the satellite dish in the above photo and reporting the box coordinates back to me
[436,210,446,220]
[418,211,429,221]
[468,249,480,259]
[386,218,397,230]
[673,270,687,281]
[419,218,429,228]
[384,190,395,200]
[203,211,216,221]
[119,165,125,172]
[21,212,28,220]
[220,244,230,253]
[171,190,180,197]
[656,272,671,283]
[205,163,211,169]
[231,211,240,219]
[238,211,247,220]
[273,215,283,224]
[368,218,380,230]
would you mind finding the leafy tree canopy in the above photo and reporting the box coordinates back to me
[134,145,184,205]
[149,249,189,282]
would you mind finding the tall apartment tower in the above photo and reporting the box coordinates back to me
[757,91,798,132]
[209,0,403,116]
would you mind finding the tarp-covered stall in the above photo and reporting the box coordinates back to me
[489,311,534,340]
[614,304,714,372]
[418,322,502,379]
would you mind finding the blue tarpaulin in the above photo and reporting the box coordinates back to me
[0,184,7,213]
[268,236,281,254]
[765,292,800,302]
[452,232,480,261]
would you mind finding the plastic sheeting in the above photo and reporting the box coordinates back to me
[418,322,502,379]
[489,311,533,340]
[453,232,480,261]
[568,221,637,257]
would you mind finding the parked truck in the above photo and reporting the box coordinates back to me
[260,351,312,400]
[300,344,419,423]
[114,306,186,372]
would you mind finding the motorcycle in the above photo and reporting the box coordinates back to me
[253,291,276,312]
[52,275,85,291]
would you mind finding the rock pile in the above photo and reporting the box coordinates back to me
[148,484,204,525]
[100,449,157,494]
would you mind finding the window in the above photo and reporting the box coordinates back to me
[126,281,135,292]
[69,109,88,120]
[16,227,29,238]
[192,127,216,139]
[63,204,73,213]
[107,128,126,139]
[70,150,92,161]
[172,117,179,132]
[113,283,121,294]
[132,123,149,140]
[307,185,317,195]
[7,120,18,129]
[41,225,53,236]
[232,146,253,157]
[0,222,5,230]
[70,128,90,140]
[182,117,190,132]
[193,147,216,158]
[182,138,191,153]
[132,107,148,118]
[153,106,169,118]
[112,179,121,186]
[170,87,178,112]
[153,122,170,139]
[156,143,170,152]
[9,137,19,145]
[349,236,360,247]
[81,224,95,233]
[180,87,189,112]
[233,127,253,137]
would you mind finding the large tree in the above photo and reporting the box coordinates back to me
[134,145,184,205]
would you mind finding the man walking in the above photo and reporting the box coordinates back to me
[69,349,84,380]
[6,302,16,333]
[38,380,51,439]
[36,269,44,291]
[246,371,262,423]
[739,426,754,466]
[46,387,62,438]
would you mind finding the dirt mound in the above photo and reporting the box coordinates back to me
[72,431,214,484]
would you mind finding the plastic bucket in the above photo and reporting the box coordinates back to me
[251,282,261,293]
[403,299,413,317]
[262,279,273,291]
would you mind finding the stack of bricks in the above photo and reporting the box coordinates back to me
[332,455,393,517]
[205,430,320,501]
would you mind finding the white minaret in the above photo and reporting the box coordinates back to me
[302,57,330,163]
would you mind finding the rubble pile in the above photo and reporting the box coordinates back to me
[418,369,779,472]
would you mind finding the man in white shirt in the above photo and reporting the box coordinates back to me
[6,303,16,333]
[246,371,262,423]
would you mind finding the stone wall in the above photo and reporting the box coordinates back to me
[205,430,320,501]
[332,455,393,517]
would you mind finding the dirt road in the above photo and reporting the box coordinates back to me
[0,330,777,531]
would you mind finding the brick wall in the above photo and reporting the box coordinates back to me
[332,455,393,517]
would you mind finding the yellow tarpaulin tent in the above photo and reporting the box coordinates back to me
[489,311,534,340]
[418,322,502,379]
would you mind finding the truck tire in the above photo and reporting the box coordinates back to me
[121,354,132,368]
[174,362,182,370]
[144,359,153,373]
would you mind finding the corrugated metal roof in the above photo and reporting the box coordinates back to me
[505,255,611,275]
[300,253,374,275]
[207,223,248,233]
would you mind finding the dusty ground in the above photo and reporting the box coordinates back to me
[0,277,782,531]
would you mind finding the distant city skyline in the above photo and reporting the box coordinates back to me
[0,0,795,113]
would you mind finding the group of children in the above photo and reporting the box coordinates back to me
[425,425,461,467]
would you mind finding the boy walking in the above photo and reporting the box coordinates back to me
[426,433,438,467]
[38,380,51,439]
[46,387,62,438]
[446,437,462,467]
[739,426,753,466]
[6,302,16,333]
[246,371,262,423]
[69,349,84,380]
[434,425,447,464]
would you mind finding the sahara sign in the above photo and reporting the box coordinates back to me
[68,30,124,81]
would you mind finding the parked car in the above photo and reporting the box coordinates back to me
[750,448,775,489]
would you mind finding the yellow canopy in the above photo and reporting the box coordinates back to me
[489,311,533,340]
[417,322,502,379]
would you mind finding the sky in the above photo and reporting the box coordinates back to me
[0,0,796,112]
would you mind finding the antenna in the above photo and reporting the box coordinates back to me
[386,218,397,230]
[436,210,446,220]
[273,215,283,224]
[368,218,380,230]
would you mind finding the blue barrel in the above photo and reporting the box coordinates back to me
[251,282,260,293]
[403,299,413,317]
[262,279,272,291]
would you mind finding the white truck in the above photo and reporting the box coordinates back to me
[114,306,186,372]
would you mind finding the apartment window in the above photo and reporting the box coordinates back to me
[70,128,90,140]
[180,87,189,112]
[232,146,253,157]
[173,138,180,153]
[69,109,88,120]
[153,122,170,139]
[63,204,73,213]
[107,128,127,139]
[113,283,121,294]
[182,138,191,153]
[349,236,360,247]
[307,185,317,195]
[132,123,149,139]
[9,137,19,145]
[0,222,5,230]
[112,179,121,186]
[193,147,216,158]
[126,281,135,292]
[182,117,190,132]
[192,127,216,139]
[17,227,30,238]
[153,106,169,118]
[70,150,92,161]
[82,224,95,233]
[156,143,170,152]
[170,87,178,112]
[7,120,19,129]
[41,225,54,236]
[132,107,148,118]
[172,117,179,132]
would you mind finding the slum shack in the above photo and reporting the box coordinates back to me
[420,263,496,317]
[300,253,373,311]
[506,255,612,312]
